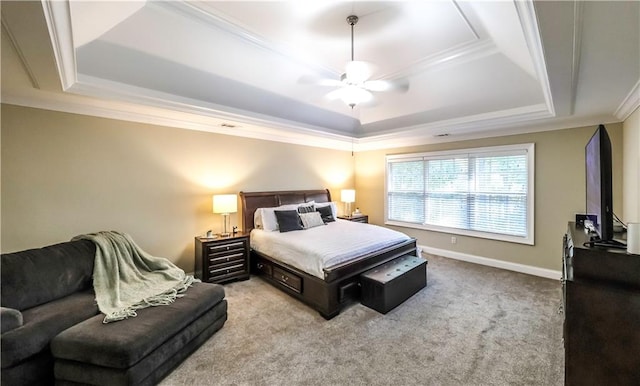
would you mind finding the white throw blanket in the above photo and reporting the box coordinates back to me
[73,231,198,323]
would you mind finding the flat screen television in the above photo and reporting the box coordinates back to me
[585,124,625,248]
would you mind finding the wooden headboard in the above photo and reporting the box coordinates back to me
[239,189,332,232]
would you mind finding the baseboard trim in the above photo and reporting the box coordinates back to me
[418,244,562,280]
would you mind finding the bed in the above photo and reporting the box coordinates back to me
[240,189,417,319]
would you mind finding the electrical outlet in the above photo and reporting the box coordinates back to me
[451,236,457,244]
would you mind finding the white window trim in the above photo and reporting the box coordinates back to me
[385,143,535,245]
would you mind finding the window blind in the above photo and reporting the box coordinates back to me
[386,144,534,244]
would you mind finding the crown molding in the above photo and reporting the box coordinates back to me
[355,104,552,151]
[570,1,585,115]
[376,0,493,79]
[28,0,627,154]
[2,84,355,152]
[40,0,76,90]
[69,74,356,139]
[380,39,498,80]
[356,111,616,152]
[452,0,480,39]
[614,79,640,121]
[1,17,39,89]
[514,0,555,117]
[4,85,615,154]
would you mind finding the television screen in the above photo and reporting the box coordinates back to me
[585,125,614,242]
[585,130,603,234]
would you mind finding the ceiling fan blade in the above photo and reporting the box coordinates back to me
[363,78,410,93]
[298,75,343,87]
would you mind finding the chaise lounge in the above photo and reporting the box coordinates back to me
[1,238,227,386]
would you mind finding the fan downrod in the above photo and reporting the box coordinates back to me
[347,15,359,63]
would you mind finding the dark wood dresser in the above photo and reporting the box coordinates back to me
[562,222,640,385]
[195,232,250,284]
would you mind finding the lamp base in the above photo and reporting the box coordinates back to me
[219,232,231,237]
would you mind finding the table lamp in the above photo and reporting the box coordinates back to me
[341,189,355,218]
[213,194,237,237]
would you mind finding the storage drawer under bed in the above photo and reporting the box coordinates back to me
[254,257,302,293]
[272,266,302,293]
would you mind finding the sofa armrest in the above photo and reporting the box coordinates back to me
[1,307,23,333]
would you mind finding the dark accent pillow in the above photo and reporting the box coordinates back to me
[316,205,335,223]
[297,204,315,214]
[274,210,303,232]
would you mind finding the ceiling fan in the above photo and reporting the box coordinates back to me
[303,15,410,109]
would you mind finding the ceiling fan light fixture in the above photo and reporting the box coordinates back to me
[304,13,409,109]
[340,85,373,109]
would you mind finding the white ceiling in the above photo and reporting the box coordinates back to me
[1,1,639,150]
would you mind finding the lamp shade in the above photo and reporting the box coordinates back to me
[213,194,237,214]
[341,189,356,203]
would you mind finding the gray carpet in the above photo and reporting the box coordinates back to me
[161,255,564,385]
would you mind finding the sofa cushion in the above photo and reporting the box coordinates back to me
[1,349,55,386]
[1,239,95,310]
[51,282,225,368]
[54,303,227,386]
[1,290,98,368]
[1,307,23,334]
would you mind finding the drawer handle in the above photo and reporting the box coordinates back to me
[281,275,288,282]
[257,263,264,269]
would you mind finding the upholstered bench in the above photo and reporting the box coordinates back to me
[360,255,427,314]
[51,283,227,386]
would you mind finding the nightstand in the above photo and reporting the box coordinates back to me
[195,232,250,284]
[337,215,369,224]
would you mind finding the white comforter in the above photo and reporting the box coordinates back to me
[250,219,411,279]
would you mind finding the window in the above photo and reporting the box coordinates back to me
[386,143,534,245]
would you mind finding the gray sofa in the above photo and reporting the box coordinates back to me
[1,239,227,386]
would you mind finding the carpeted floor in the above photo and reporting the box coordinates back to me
[161,255,564,385]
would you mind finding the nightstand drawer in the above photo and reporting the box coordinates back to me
[210,262,245,278]
[273,267,302,293]
[209,252,245,266]
[207,241,246,256]
[195,233,250,284]
[209,257,246,271]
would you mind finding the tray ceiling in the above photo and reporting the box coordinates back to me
[2,1,638,150]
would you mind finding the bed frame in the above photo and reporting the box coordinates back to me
[240,189,417,319]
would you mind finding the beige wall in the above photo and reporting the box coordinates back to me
[1,104,355,271]
[623,106,640,222]
[1,102,631,274]
[354,123,624,272]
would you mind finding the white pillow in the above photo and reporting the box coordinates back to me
[299,212,325,229]
[315,202,338,219]
[254,204,300,231]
